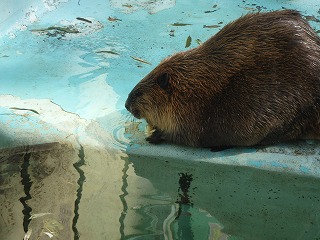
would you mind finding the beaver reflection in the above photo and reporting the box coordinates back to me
[175,173,194,240]
[126,10,320,149]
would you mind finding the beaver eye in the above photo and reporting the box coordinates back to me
[156,73,169,89]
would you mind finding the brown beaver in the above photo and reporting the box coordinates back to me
[125,10,320,149]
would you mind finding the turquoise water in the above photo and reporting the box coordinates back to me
[1,0,320,239]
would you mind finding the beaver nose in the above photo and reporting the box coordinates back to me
[125,90,142,112]
[125,98,131,111]
[125,91,133,111]
[125,90,142,111]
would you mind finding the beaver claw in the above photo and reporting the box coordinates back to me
[146,130,164,144]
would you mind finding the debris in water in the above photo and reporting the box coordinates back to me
[185,35,192,48]
[29,212,52,219]
[203,24,220,28]
[10,107,40,115]
[31,26,80,34]
[108,16,122,22]
[196,39,202,45]
[130,56,151,65]
[43,219,63,233]
[44,232,54,238]
[132,205,142,210]
[96,50,119,55]
[171,22,192,26]
[76,17,92,23]
[30,19,103,39]
[305,15,320,22]
[204,10,217,13]
[24,229,32,240]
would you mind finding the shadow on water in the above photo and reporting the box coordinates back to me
[128,154,320,240]
[0,129,14,148]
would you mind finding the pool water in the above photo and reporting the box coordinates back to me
[1,143,320,239]
[1,0,320,239]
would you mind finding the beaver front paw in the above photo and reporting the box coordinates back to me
[146,129,164,144]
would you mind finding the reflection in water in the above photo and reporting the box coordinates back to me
[72,145,86,240]
[119,155,130,239]
[175,173,194,240]
[19,151,32,233]
[129,154,320,240]
[0,143,94,239]
[1,140,320,240]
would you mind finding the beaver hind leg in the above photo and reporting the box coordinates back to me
[260,105,320,145]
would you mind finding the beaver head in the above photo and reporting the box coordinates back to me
[125,47,229,146]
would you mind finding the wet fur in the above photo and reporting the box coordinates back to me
[125,10,320,148]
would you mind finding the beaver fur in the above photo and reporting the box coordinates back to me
[125,10,320,148]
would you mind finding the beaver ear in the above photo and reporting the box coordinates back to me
[157,73,169,89]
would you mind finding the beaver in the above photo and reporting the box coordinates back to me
[125,10,320,149]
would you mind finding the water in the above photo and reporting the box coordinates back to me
[1,0,320,239]
[1,142,320,239]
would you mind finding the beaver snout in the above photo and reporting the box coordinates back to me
[124,97,131,111]
[125,89,143,118]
